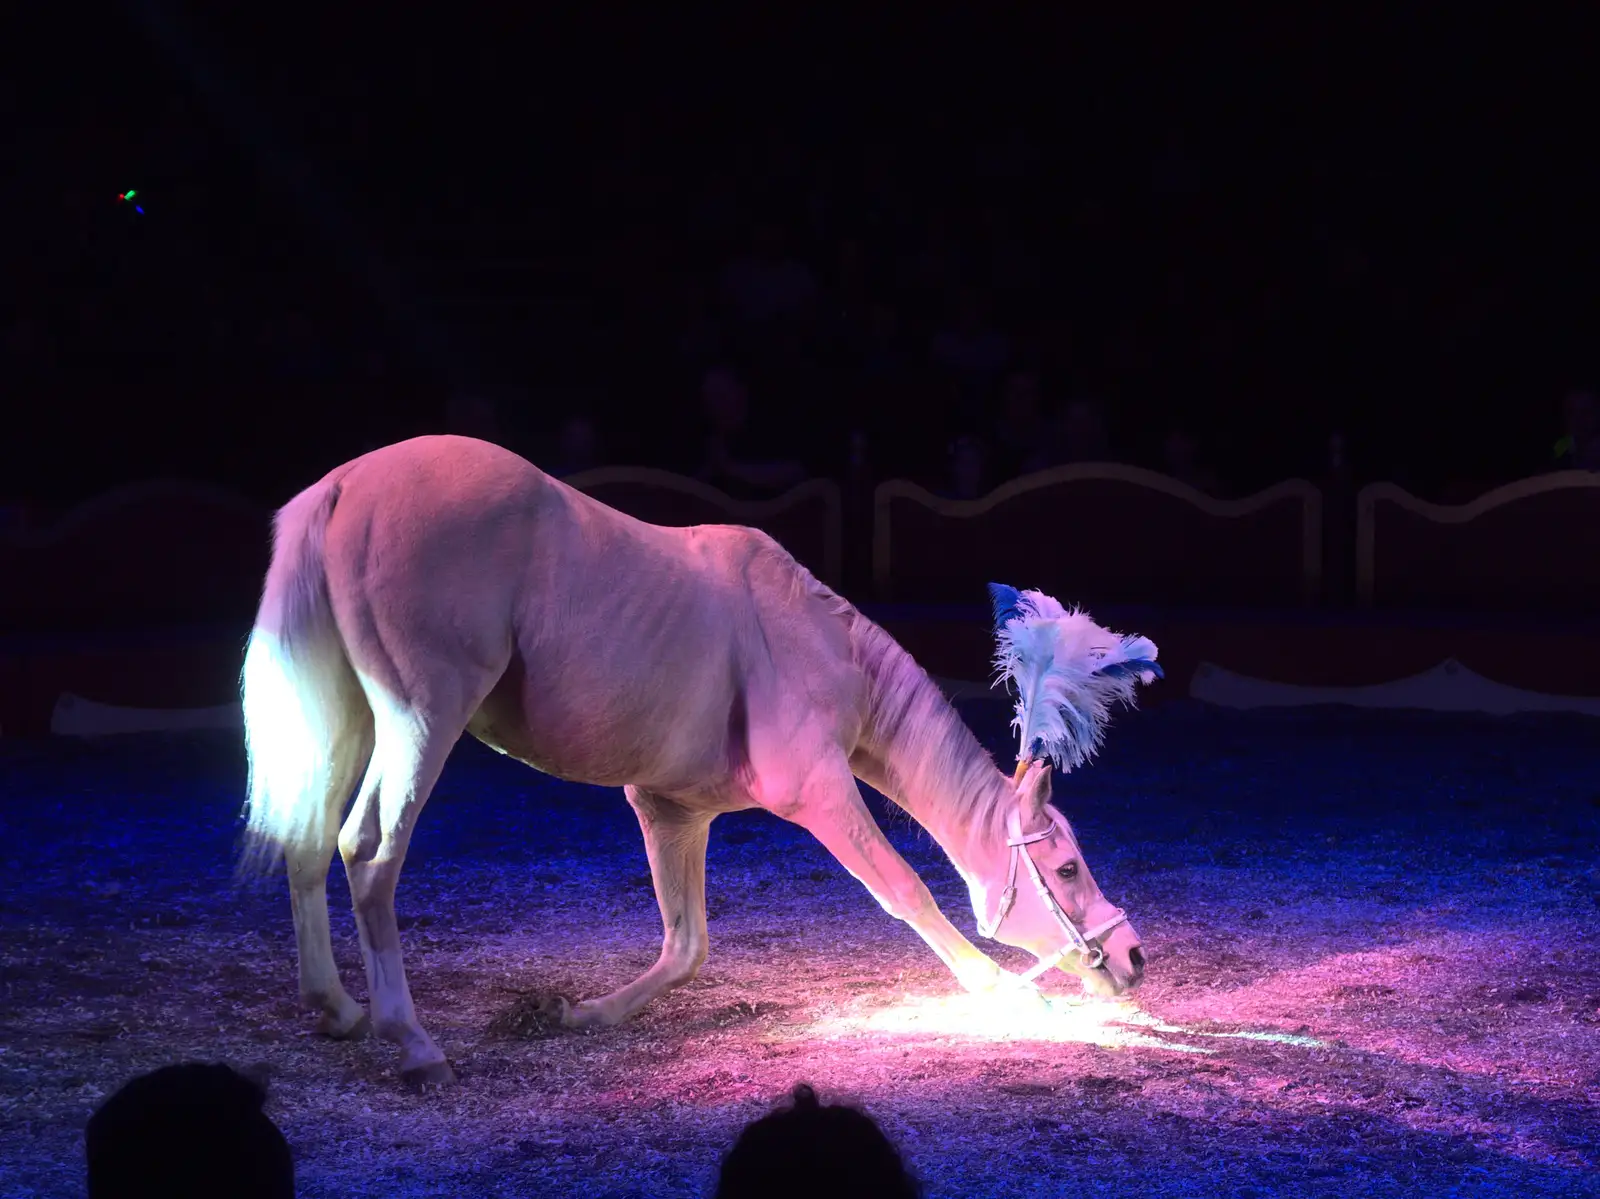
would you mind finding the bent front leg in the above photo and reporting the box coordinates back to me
[780,759,1013,995]
[563,787,712,1029]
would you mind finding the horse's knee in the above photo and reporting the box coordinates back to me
[660,930,708,987]
[338,821,381,869]
[877,880,936,925]
[342,844,401,902]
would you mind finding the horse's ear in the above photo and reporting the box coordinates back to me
[1015,760,1053,821]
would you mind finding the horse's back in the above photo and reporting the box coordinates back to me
[292,436,863,796]
[326,435,559,533]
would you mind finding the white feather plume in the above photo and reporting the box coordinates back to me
[990,587,1161,772]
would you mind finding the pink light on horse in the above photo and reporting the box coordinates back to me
[238,437,1156,1088]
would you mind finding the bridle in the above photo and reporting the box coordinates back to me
[975,805,1129,984]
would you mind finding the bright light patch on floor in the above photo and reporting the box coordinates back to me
[808,992,1215,1052]
[805,991,1332,1054]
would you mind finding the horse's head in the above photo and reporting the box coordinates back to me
[968,761,1144,997]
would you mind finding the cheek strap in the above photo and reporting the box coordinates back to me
[979,808,1128,981]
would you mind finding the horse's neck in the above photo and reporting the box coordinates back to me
[852,618,1010,869]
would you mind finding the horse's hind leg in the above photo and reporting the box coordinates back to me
[288,716,372,1039]
[561,787,712,1029]
[338,701,463,1089]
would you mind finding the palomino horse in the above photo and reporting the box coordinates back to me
[241,436,1145,1087]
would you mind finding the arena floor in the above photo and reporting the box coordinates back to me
[2,702,1597,1197]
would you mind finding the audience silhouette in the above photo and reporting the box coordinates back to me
[85,1062,294,1199]
[714,1083,921,1199]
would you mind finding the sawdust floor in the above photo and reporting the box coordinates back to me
[1,703,1597,1197]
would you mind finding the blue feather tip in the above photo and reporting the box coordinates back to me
[987,582,1025,631]
[1098,658,1165,681]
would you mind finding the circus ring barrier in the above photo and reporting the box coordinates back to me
[5,465,1598,735]
[869,465,1600,720]
[872,463,1323,609]
[0,469,841,737]
[1355,470,1600,614]
[0,480,273,739]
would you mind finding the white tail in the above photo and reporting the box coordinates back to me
[239,480,370,875]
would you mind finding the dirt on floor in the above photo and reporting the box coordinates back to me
[1,703,1598,1197]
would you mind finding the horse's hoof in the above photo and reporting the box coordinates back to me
[956,961,1008,995]
[318,1011,371,1041]
[966,967,1049,1011]
[400,1059,456,1092]
[992,982,1052,1016]
[554,996,604,1031]
[547,995,580,1027]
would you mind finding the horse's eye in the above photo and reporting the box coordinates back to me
[1056,861,1079,881]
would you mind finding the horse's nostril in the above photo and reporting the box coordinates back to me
[1127,945,1146,975]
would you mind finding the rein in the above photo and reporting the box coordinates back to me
[975,799,1128,984]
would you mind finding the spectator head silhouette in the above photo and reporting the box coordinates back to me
[1328,430,1348,471]
[948,433,987,499]
[86,1062,293,1199]
[714,1083,920,1199]
[702,366,750,434]
[1000,369,1044,431]
[1054,399,1109,464]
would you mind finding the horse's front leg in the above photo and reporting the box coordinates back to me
[561,787,712,1029]
[776,758,1021,998]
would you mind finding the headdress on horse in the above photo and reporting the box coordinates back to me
[987,582,1162,785]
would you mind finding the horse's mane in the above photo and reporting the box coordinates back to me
[844,608,1007,834]
[762,544,1006,835]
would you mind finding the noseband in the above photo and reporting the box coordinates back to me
[975,808,1128,983]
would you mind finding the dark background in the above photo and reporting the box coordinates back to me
[4,7,1596,510]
